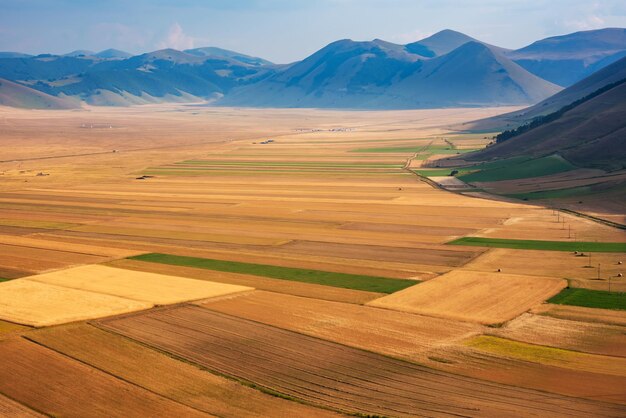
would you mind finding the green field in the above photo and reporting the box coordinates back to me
[0,278,11,283]
[128,253,418,293]
[448,237,626,252]
[177,161,403,168]
[459,155,576,183]
[413,168,461,177]
[506,186,593,201]
[351,145,478,154]
[548,288,626,310]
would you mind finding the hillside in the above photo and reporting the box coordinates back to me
[464,79,626,170]
[0,48,275,106]
[221,40,559,109]
[0,28,624,109]
[387,42,560,107]
[461,55,626,131]
[184,47,272,66]
[0,78,78,109]
[507,28,626,86]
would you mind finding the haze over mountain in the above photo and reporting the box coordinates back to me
[221,35,560,109]
[464,65,626,171]
[0,78,78,109]
[0,28,623,109]
[507,28,626,86]
[461,55,626,132]
[0,47,276,106]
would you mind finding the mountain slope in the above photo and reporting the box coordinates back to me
[221,40,560,109]
[0,78,78,109]
[465,78,626,170]
[462,55,626,131]
[388,42,560,107]
[0,48,275,106]
[95,49,132,59]
[184,47,272,66]
[508,28,626,86]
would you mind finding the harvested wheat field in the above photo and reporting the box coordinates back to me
[428,343,626,404]
[25,264,253,304]
[0,337,209,418]
[532,303,626,326]
[463,248,626,291]
[0,104,624,416]
[98,305,624,417]
[463,335,626,381]
[493,313,626,357]
[199,290,482,360]
[0,393,43,418]
[0,279,151,326]
[368,270,567,324]
[29,323,339,418]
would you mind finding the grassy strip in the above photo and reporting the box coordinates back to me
[548,288,626,310]
[459,155,576,183]
[352,145,477,153]
[141,170,410,177]
[448,237,626,252]
[128,253,417,294]
[177,161,403,168]
[0,278,11,282]
[506,186,593,201]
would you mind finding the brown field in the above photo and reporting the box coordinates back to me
[463,248,626,291]
[0,394,43,417]
[28,323,338,417]
[199,290,483,360]
[532,303,626,326]
[464,335,626,377]
[0,279,151,326]
[98,305,624,417]
[25,264,253,304]
[368,270,566,324]
[493,313,626,357]
[0,337,209,418]
[427,344,626,404]
[0,104,624,415]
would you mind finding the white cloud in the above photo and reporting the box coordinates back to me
[157,22,195,50]
[562,14,606,31]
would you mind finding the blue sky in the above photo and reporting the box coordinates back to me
[1,0,625,62]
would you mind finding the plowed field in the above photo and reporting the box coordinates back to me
[99,305,624,417]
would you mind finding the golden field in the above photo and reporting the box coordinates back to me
[0,103,624,416]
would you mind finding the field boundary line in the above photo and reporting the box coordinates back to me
[89,318,341,414]
[20,333,221,418]
[0,386,52,418]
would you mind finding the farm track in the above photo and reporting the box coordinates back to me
[99,305,625,417]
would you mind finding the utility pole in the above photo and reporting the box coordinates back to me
[568,224,571,239]
[597,263,601,281]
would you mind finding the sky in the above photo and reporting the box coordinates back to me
[1,0,626,63]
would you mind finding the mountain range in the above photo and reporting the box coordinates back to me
[463,55,626,171]
[0,28,624,109]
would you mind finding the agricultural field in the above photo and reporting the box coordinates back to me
[0,104,623,416]
[98,305,623,417]
[368,270,566,324]
[548,288,626,310]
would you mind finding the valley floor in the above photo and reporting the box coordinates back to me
[0,104,624,417]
